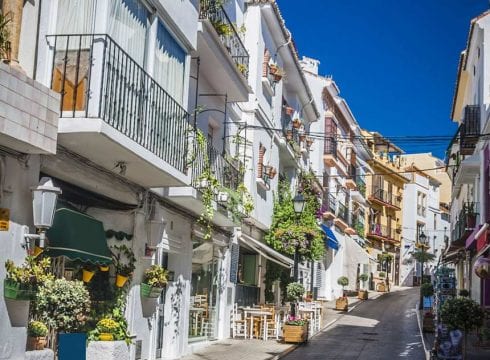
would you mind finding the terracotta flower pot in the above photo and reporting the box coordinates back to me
[27,336,47,351]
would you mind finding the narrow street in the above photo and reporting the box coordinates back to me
[283,288,425,360]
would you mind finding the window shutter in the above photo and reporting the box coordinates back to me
[258,144,266,178]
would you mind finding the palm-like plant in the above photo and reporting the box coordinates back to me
[410,249,436,263]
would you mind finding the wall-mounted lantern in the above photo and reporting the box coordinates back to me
[22,177,61,250]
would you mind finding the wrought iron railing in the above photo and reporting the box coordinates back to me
[324,137,337,157]
[348,165,357,180]
[368,223,391,239]
[192,137,241,193]
[337,202,349,224]
[46,34,189,173]
[452,202,479,243]
[460,105,480,155]
[321,193,336,214]
[370,187,401,208]
[199,0,249,77]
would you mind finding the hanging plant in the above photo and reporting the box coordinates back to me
[292,118,301,129]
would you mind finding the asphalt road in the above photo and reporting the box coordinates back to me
[282,287,426,360]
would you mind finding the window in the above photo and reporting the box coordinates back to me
[154,21,186,103]
[417,192,426,216]
[108,0,150,65]
[416,223,425,244]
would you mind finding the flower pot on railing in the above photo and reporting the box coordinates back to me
[140,265,168,298]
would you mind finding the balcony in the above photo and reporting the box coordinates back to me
[369,187,401,210]
[345,165,357,190]
[321,193,337,220]
[47,34,190,187]
[0,62,59,154]
[323,137,338,167]
[166,137,242,228]
[460,105,480,155]
[334,202,350,230]
[198,0,251,101]
[367,224,399,243]
[452,202,479,246]
[352,217,365,238]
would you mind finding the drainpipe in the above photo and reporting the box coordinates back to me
[3,0,24,70]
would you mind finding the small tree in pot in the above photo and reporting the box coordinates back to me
[336,276,349,311]
[284,282,307,343]
[440,297,485,358]
[286,282,305,318]
[358,274,369,300]
[27,320,48,350]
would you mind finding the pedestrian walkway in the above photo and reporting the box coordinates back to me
[181,288,394,360]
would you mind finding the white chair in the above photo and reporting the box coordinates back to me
[231,304,247,338]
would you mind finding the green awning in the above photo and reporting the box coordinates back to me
[46,208,112,265]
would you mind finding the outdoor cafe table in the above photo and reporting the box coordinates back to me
[239,307,273,340]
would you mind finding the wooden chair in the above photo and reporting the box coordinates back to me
[261,305,278,339]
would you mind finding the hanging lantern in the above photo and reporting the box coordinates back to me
[473,256,490,279]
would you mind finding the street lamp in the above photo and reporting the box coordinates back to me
[418,231,428,310]
[292,193,305,282]
[22,177,61,250]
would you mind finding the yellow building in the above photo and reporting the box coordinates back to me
[363,131,410,289]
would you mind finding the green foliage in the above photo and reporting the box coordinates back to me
[359,274,369,282]
[459,289,470,297]
[410,249,436,263]
[0,11,10,60]
[28,321,48,337]
[421,283,434,297]
[4,256,54,286]
[143,265,168,287]
[337,276,349,289]
[285,319,307,326]
[35,279,91,333]
[265,178,324,260]
[264,260,287,303]
[378,272,386,278]
[440,297,485,331]
[286,282,305,301]
[111,244,136,277]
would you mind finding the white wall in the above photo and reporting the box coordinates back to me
[0,155,42,360]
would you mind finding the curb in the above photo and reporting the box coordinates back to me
[415,303,431,360]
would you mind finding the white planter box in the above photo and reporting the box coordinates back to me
[25,349,54,360]
[87,341,129,360]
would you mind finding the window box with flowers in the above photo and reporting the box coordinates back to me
[283,318,308,343]
[4,256,53,301]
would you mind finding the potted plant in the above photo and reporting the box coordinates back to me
[292,118,301,129]
[4,256,53,300]
[82,264,97,283]
[140,265,168,298]
[376,272,386,292]
[283,318,308,343]
[286,282,305,316]
[111,244,136,288]
[236,63,248,76]
[268,63,285,81]
[299,133,306,142]
[35,279,91,354]
[96,318,119,341]
[27,320,48,350]
[358,274,369,300]
[459,289,470,297]
[440,297,485,358]
[336,276,349,311]
[286,130,293,141]
[422,311,435,333]
[306,137,314,148]
[115,264,133,288]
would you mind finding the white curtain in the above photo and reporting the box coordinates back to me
[56,0,96,34]
[108,0,149,65]
[153,21,186,104]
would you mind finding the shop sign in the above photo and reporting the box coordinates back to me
[0,208,9,231]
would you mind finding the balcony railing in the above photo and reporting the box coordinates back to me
[368,224,398,241]
[460,105,480,155]
[324,137,337,157]
[199,0,249,77]
[452,202,479,244]
[321,193,337,214]
[192,138,241,193]
[337,202,349,224]
[47,34,189,173]
[348,165,357,179]
[353,216,365,237]
[370,187,401,208]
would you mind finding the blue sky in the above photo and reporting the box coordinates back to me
[278,0,488,157]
